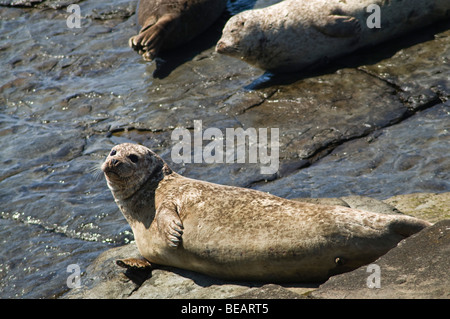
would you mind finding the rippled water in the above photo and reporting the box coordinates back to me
[0,0,261,299]
[0,0,449,298]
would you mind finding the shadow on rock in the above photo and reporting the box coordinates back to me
[150,13,231,79]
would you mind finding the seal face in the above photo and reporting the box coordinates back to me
[216,0,450,72]
[129,0,228,61]
[102,143,163,200]
[102,143,431,282]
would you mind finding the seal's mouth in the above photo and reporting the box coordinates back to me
[102,158,136,182]
[102,160,123,179]
[102,168,122,185]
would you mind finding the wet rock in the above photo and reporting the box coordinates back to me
[360,27,450,109]
[254,103,450,199]
[227,68,407,162]
[310,220,450,299]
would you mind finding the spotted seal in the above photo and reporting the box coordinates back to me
[102,143,431,282]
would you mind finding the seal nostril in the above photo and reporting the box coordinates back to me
[112,159,120,166]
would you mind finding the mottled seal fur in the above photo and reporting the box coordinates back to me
[129,0,227,61]
[216,0,450,72]
[102,143,431,282]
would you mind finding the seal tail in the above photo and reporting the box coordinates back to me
[390,216,432,238]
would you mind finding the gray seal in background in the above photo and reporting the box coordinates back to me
[216,0,450,72]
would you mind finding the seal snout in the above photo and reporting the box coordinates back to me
[215,40,228,53]
[101,156,122,177]
[111,158,121,166]
[216,40,238,55]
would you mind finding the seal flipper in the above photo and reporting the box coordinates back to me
[116,257,152,270]
[155,204,184,248]
[130,13,178,61]
[313,15,362,38]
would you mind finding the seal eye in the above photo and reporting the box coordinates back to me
[110,150,117,156]
[128,154,139,163]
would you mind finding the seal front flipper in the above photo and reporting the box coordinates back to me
[313,15,362,38]
[129,15,158,50]
[155,204,184,248]
[131,13,178,61]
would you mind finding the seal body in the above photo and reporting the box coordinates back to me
[216,0,450,72]
[102,143,431,282]
[130,0,228,61]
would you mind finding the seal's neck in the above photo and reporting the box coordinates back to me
[114,162,172,229]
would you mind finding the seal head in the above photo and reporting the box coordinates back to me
[101,143,170,200]
[102,143,183,252]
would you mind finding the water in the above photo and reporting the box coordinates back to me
[1,0,449,298]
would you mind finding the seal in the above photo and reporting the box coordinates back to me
[216,0,450,72]
[129,0,228,61]
[102,143,431,282]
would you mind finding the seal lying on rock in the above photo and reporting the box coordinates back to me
[216,0,450,72]
[102,143,431,282]
[129,0,228,61]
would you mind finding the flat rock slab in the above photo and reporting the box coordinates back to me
[384,192,450,224]
[310,220,450,299]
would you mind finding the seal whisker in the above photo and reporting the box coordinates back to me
[89,161,104,182]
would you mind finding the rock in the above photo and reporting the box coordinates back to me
[63,241,317,299]
[231,284,307,299]
[384,193,450,224]
[62,244,143,299]
[310,220,450,299]
[254,103,450,200]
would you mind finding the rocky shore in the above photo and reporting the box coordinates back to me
[0,0,449,298]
